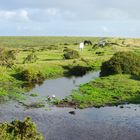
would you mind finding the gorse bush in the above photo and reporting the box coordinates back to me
[63,64,92,76]
[63,47,72,52]
[0,48,17,69]
[63,48,80,59]
[7,50,19,60]
[19,67,45,83]
[0,117,43,140]
[23,51,38,64]
[100,51,140,78]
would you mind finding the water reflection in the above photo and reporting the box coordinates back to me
[27,71,100,99]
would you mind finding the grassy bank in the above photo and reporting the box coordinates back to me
[0,36,140,103]
[57,74,140,108]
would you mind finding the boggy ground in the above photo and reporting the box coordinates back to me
[0,36,140,140]
[0,36,140,103]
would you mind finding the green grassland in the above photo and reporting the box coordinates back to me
[0,36,140,105]
[59,74,140,108]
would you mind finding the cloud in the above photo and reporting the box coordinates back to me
[0,0,140,37]
[0,7,130,23]
[0,0,140,21]
[0,9,30,22]
[20,10,29,20]
[0,0,140,20]
[26,8,76,22]
[0,11,16,20]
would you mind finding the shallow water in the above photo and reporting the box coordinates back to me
[0,71,140,140]
[28,71,100,99]
[0,103,140,140]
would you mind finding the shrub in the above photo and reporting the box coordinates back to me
[19,67,44,83]
[64,43,69,45]
[63,47,72,52]
[100,51,140,78]
[63,49,79,59]
[46,45,59,50]
[23,51,38,64]
[0,117,43,140]
[64,65,92,76]
[7,50,19,60]
[0,48,17,68]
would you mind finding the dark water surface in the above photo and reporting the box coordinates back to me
[0,103,140,140]
[0,71,140,140]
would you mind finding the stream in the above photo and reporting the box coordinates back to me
[0,71,140,140]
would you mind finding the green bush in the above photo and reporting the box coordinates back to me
[63,65,92,76]
[0,117,43,140]
[46,45,59,50]
[63,47,72,52]
[23,51,38,64]
[100,51,140,78]
[20,67,44,83]
[63,48,80,59]
[0,48,17,68]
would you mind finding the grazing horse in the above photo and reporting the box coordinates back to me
[84,40,92,46]
[79,42,84,51]
[93,40,108,48]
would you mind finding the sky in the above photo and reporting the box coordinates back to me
[0,0,140,37]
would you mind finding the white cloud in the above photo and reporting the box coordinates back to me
[20,10,29,20]
[27,8,76,22]
[0,11,16,19]
[0,0,140,37]
[0,9,30,22]
[1,0,140,21]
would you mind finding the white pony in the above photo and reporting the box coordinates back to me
[79,42,84,51]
